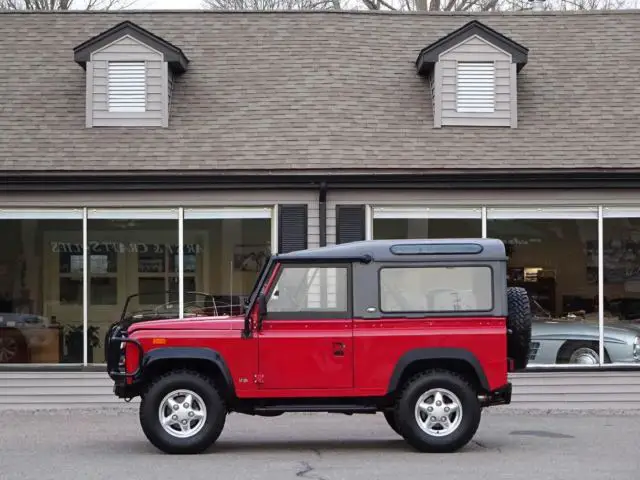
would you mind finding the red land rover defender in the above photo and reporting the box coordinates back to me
[105,238,532,454]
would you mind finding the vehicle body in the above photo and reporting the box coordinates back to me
[105,238,532,454]
[528,301,640,365]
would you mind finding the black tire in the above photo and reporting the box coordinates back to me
[139,370,226,454]
[557,341,610,365]
[394,369,481,453]
[0,328,29,364]
[383,410,401,436]
[506,286,533,371]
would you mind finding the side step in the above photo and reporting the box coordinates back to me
[252,404,379,414]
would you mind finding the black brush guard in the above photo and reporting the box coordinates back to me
[105,323,144,384]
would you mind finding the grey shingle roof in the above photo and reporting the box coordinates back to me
[1,9,639,174]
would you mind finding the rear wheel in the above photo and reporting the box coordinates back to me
[139,370,226,454]
[394,370,481,453]
[506,286,533,371]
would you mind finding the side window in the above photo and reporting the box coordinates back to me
[266,264,350,319]
[379,266,493,313]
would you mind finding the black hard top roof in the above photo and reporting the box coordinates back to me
[274,238,507,263]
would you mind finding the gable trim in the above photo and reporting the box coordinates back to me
[89,33,164,60]
[437,34,513,61]
[74,20,189,73]
[416,20,528,76]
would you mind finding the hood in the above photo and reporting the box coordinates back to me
[127,315,246,334]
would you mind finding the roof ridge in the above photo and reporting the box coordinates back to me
[2,8,640,16]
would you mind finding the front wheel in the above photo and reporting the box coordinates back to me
[139,370,227,454]
[394,370,481,453]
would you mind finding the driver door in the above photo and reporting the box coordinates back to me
[257,263,354,391]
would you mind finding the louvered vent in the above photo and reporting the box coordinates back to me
[456,62,495,113]
[278,205,308,254]
[107,61,147,113]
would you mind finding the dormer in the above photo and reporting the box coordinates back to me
[73,21,189,128]
[415,20,528,128]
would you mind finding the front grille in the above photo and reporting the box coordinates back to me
[529,341,540,360]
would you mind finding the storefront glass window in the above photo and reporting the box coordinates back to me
[602,216,640,366]
[183,213,272,317]
[87,213,178,364]
[487,216,600,367]
[372,208,482,240]
[0,215,83,364]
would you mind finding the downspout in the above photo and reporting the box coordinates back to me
[319,181,327,247]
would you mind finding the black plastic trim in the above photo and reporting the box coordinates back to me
[141,346,235,395]
[387,347,490,393]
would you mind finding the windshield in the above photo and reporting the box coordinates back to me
[121,290,244,324]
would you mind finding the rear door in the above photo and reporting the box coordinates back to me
[257,262,353,390]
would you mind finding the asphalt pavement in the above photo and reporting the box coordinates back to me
[1,406,639,480]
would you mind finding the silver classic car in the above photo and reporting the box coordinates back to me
[528,300,640,366]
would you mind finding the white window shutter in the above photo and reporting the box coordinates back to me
[456,62,495,113]
[107,61,147,113]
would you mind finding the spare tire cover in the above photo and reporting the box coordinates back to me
[506,286,533,371]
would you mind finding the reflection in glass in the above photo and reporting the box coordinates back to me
[602,218,640,365]
[373,218,481,240]
[487,218,602,367]
[87,219,178,363]
[0,218,83,364]
[183,218,271,317]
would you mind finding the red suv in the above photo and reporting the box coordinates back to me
[106,238,532,454]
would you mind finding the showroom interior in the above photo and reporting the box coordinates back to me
[0,206,275,366]
[3,196,640,372]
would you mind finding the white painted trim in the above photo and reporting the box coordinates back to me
[373,206,482,220]
[603,206,640,218]
[598,205,605,365]
[365,205,373,240]
[437,34,513,61]
[89,34,164,60]
[0,209,83,220]
[82,207,88,367]
[87,208,179,220]
[184,207,272,220]
[487,206,599,219]
[178,207,184,320]
[481,207,487,238]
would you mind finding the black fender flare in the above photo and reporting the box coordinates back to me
[141,347,235,396]
[386,348,490,394]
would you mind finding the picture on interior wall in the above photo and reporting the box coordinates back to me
[233,244,270,272]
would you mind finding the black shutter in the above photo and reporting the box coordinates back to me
[278,204,308,253]
[336,204,366,244]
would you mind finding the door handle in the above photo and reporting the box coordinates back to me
[332,342,346,356]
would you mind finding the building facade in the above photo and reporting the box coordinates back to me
[3,9,640,408]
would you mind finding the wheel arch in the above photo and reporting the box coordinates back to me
[140,347,237,401]
[387,348,490,396]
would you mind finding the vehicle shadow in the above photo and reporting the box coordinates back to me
[103,437,506,456]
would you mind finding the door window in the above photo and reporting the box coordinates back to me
[266,265,350,319]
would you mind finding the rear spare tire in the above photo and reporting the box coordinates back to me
[506,286,533,371]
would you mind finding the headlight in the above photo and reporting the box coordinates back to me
[634,337,640,361]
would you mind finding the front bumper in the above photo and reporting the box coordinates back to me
[105,323,145,399]
[481,382,512,407]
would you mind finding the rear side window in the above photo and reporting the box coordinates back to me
[379,266,493,313]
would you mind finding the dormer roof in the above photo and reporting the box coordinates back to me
[415,20,529,76]
[73,20,189,73]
